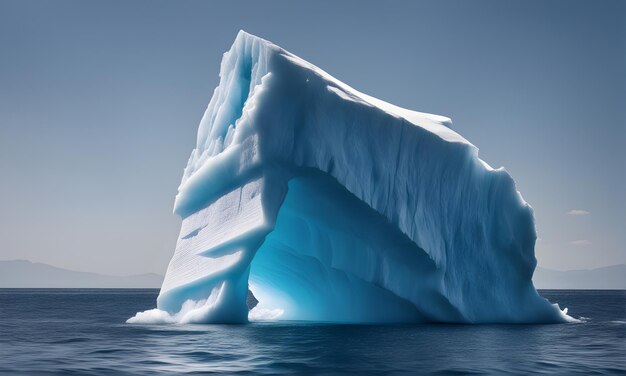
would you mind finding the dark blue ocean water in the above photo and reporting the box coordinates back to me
[0,289,624,375]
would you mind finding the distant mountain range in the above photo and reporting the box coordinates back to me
[533,264,626,289]
[0,260,163,288]
[0,259,624,289]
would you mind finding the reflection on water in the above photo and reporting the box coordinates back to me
[0,289,624,375]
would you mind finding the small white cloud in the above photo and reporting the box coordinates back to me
[569,239,591,246]
[567,209,590,216]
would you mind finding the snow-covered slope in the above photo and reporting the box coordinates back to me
[129,31,571,324]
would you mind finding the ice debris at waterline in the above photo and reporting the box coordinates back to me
[128,31,573,325]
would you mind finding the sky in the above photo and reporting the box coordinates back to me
[0,0,624,276]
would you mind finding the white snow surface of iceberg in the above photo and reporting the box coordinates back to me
[130,31,572,324]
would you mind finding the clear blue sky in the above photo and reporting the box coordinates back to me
[0,0,624,275]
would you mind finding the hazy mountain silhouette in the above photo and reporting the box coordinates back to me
[533,264,626,289]
[0,260,163,288]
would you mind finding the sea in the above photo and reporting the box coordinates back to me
[0,289,624,375]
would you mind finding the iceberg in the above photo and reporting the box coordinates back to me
[131,31,572,324]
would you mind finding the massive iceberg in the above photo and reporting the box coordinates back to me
[130,31,571,324]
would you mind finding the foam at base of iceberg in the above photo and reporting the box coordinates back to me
[132,31,573,324]
[126,284,284,324]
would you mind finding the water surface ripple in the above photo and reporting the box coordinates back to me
[0,289,624,375]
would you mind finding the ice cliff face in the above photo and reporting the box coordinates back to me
[141,31,570,324]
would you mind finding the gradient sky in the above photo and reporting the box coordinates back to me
[0,0,624,275]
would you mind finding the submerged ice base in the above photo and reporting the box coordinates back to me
[130,31,571,325]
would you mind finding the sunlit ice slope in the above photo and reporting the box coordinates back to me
[137,31,571,324]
